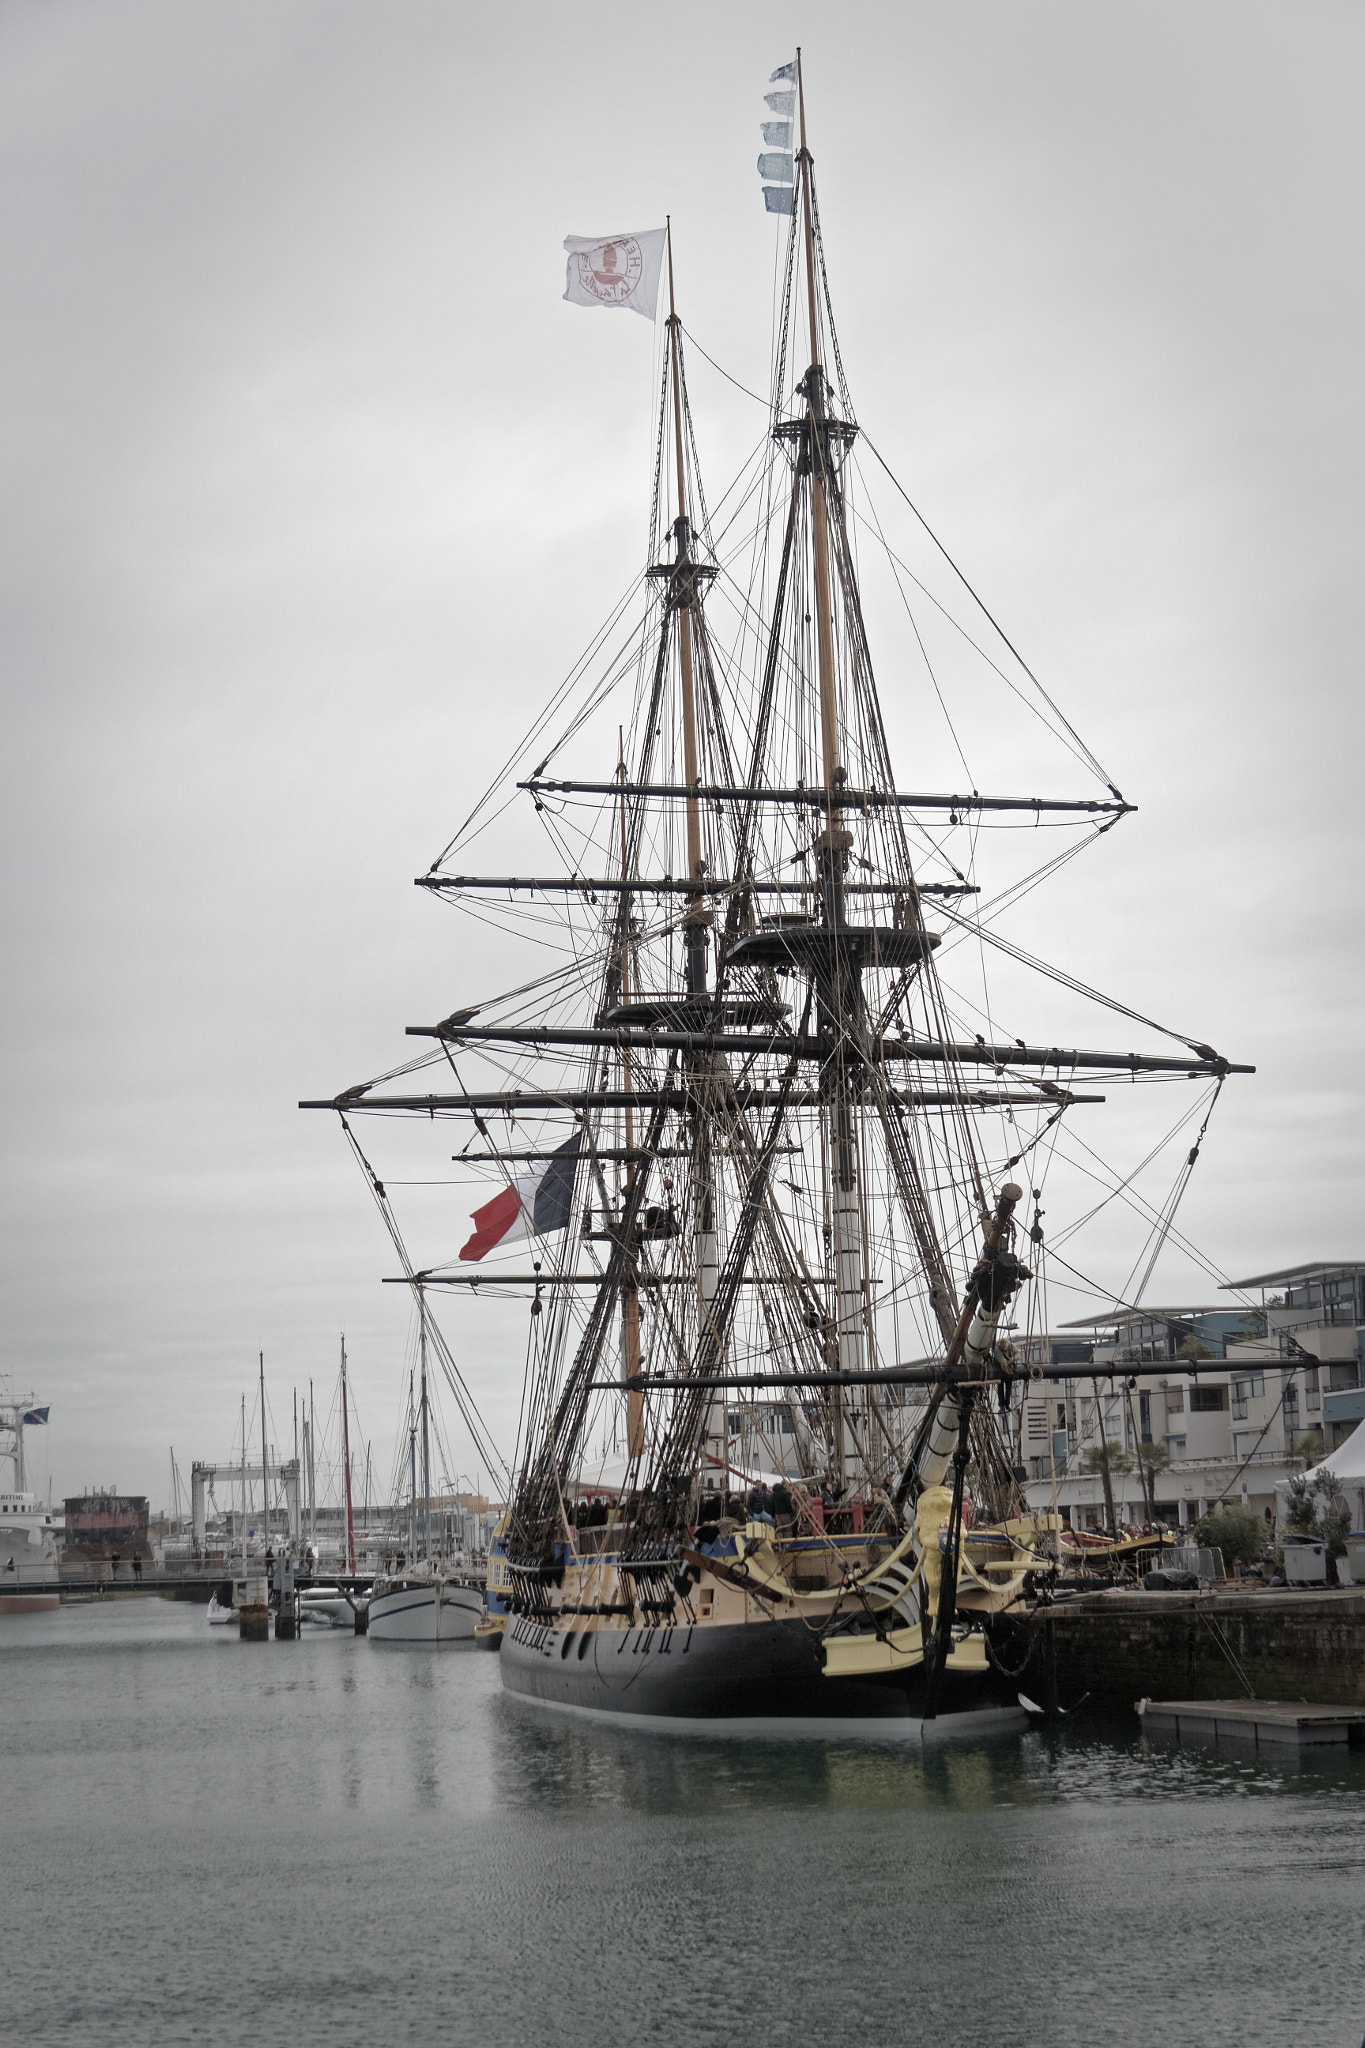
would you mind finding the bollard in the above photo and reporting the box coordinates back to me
[275,1603,296,1640]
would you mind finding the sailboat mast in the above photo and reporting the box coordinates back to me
[259,1351,269,1561]
[419,1290,432,1560]
[408,1370,418,1561]
[340,1337,356,1573]
[307,1377,316,1550]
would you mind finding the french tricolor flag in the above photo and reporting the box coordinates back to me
[459,1132,582,1263]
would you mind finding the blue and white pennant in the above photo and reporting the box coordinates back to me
[758,60,796,215]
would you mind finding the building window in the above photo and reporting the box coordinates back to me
[1232,1397,1247,1420]
[1165,1389,1184,1414]
[1189,1386,1228,1413]
[1233,1373,1265,1402]
[1165,1436,1187,1455]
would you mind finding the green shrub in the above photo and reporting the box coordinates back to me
[1193,1506,1265,1568]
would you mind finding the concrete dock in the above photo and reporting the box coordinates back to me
[1033,1586,1365,1707]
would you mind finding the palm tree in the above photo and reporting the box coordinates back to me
[1081,1440,1129,1531]
[1136,1439,1173,1523]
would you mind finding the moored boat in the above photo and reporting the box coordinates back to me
[0,1398,60,1613]
[367,1567,483,1643]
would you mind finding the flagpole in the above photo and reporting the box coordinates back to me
[664,219,707,997]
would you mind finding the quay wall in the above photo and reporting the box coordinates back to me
[1033,1589,1365,1706]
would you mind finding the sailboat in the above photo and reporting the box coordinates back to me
[367,1297,485,1643]
[305,55,1249,1723]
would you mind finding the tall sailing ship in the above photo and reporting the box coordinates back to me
[306,58,1249,1722]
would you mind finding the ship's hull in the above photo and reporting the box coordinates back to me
[367,1581,483,1643]
[500,1610,1012,1721]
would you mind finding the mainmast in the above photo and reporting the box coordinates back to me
[797,51,843,827]
[796,50,868,1481]
[666,222,710,999]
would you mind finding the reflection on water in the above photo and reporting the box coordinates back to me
[3,1601,1363,2048]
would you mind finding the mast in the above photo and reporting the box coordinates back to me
[616,741,645,1462]
[307,1377,316,1551]
[340,1336,355,1573]
[665,222,709,999]
[796,49,868,1482]
[408,1370,418,1561]
[796,50,841,815]
[419,1289,432,1560]
[259,1351,269,1559]
[664,228,723,1490]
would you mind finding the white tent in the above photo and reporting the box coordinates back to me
[1275,1416,1365,1530]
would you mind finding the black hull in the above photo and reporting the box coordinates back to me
[500,1611,1014,1721]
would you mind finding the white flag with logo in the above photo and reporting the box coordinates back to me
[563,228,666,321]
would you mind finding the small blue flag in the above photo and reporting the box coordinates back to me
[757,152,794,184]
[770,61,797,83]
[21,1407,49,1425]
[763,187,796,216]
[530,1132,582,1236]
[765,91,795,116]
[761,121,792,148]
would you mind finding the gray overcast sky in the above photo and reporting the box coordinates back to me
[2,1,1360,1508]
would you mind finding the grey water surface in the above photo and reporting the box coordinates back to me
[3,1599,1361,2048]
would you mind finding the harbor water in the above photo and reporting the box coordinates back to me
[4,1601,1362,2047]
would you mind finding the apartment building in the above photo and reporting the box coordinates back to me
[1017,1263,1365,1530]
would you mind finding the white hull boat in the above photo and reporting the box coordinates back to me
[298,1586,359,1629]
[367,1576,483,1643]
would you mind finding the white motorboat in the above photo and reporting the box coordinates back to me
[367,1568,483,1643]
[298,1584,360,1628]
[206,1591,235,1625]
